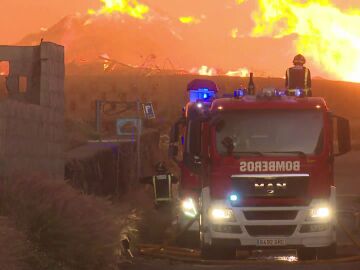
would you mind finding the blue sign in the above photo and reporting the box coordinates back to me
[143,103,156,119]
[116,118,142,136]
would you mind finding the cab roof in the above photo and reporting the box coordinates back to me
[210,96,329,112]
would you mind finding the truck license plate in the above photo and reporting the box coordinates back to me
[257,239,286,246]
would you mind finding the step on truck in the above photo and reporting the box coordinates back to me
[169,79,351,260]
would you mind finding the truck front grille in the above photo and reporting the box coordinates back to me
[243,210,298,220]
[245,225,297,237]
[231,174,309,199]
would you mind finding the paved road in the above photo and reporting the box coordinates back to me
[128,151,360,270]
[123,258,360,270]
[335,151,360,195]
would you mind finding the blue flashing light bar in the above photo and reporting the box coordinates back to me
[275,89,286,97]
[294,89,303,97]
[189,88,215,102]
[234,89,246,98]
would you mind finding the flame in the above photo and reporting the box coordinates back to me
[250,0,360,82]
[89,0,149,19]
[179,16,201,25]
[226,68,249,77]
[190,66,217,76]
[190,65,250,77]
[230,28,239,39]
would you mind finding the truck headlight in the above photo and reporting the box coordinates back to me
[210,208,235,222]
[309,206,331,219]
[181,198,197,218]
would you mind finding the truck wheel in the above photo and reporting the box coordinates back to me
[297,247,317,261]
[317,244,336,260]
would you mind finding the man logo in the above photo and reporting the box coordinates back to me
[255,182,287,195]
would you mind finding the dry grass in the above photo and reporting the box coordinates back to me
[63,74,360,147]
[0,176,130,270]
[65,117,100,150]
[0,217,30,270]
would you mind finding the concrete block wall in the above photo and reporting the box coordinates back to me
[0,42,64,179]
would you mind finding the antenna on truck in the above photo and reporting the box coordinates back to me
[247,72,256,95]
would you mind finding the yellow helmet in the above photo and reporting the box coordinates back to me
[293,54,306,65]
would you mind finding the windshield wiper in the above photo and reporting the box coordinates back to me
[264,151,307,157]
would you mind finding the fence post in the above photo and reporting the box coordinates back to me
[95,100,102,141]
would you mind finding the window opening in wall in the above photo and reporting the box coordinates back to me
[0,61,9,76]
[0,61,10,99]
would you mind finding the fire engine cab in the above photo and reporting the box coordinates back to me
[169,79,351,260]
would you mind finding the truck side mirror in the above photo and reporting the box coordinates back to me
[334,115,351,156]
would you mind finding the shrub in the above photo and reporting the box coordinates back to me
[0,217,30,270]
[0,176,125,270]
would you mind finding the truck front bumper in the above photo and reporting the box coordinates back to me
[202,202,336,249]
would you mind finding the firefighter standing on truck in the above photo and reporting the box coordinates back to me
[285,54,312,96]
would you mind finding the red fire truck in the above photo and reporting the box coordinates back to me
[169,79,351,260]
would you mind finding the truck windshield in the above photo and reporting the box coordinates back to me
[215,110,324,156]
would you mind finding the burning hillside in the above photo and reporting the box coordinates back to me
[14,0,360,81]
[19,13,181,68]
[13,0,269,77]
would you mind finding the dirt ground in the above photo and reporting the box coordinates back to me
[335,150,360,195]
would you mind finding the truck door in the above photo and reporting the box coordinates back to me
[181,119,202,192]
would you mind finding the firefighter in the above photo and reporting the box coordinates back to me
[285,54,312,96]
[141,162,178,208]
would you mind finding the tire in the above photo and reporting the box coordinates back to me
[317,244,337,260]
[297,247,317,261]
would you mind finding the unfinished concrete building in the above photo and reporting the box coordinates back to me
[0,42,64,179]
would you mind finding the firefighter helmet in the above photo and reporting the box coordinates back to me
[293,54,306,65]
[155,162,167,173]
